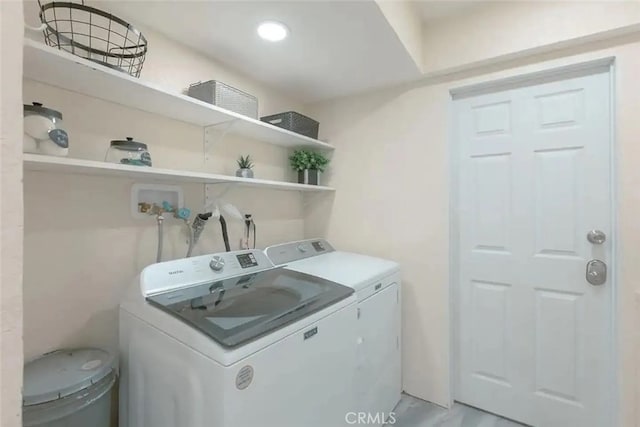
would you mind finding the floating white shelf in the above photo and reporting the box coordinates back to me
[23,39,333,151]
[24,154,335,192]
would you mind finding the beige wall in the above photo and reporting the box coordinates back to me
[421,1,640,74]
[307,34,640,426]
[21,2,309,361]
[0,1,24,426]
[375,0,423,72]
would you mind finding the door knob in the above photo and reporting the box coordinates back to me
[587,230,606,245]
[586,259,607,286]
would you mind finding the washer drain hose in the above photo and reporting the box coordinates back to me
[219,215,231,252]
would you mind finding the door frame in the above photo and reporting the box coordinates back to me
[447,57,618,424]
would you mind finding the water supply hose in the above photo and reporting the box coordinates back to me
[156,214,164,263]
[244,215,251,249]
[244,214,256,249]
[252,220,256,249]
[185,220,195,258]
[187,212,212,257]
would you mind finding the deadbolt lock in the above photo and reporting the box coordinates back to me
[586,259,607,286]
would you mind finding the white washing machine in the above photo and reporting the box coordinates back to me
[119,249,358,427]
[265,239,401,423]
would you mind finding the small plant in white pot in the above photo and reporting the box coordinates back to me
[289,150,329,185]
[236,155,254,178]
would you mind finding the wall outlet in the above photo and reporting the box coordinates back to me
[131,183,184,219]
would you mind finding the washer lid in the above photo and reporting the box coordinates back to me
[23,348,115,406]
[146,267,354,348]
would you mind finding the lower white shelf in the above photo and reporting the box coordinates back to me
[23,154,335,192]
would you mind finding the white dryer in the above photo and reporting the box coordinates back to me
[119,249,358,427]
[265,240,401,423]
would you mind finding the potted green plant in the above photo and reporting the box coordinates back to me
[236,155,254,178]
[289,150,329,185]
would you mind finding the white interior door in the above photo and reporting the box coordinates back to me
[454,66,613,427]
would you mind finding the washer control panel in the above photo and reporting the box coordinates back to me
[141,250,274,296]
[265,239,335,266]
[236,253,258,269]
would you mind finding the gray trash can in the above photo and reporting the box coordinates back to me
[23,348,116,427]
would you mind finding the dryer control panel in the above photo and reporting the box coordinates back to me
[140,250,274,296]
[265,239,335,266]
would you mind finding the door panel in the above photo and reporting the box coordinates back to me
[535,89,584,128]
[470,280,510,384]
[533,148,581,256]
[534,289,583,402]
[455,69,612,427]
[472,100,512,136]
[472,155,512,252]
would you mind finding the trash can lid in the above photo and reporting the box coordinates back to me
[23,348,115,406]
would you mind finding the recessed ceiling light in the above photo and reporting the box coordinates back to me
[257,21,289,42]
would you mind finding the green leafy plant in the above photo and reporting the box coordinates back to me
[237,155,254,169]
[289,150,330,172]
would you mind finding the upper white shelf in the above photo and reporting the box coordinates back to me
[24,154,335,192]
[23,39,333,151]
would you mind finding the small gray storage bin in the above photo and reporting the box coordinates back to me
[260,111,319,139]
[188,80,258,118]
[23,348,116,427]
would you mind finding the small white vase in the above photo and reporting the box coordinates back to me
[236,168,254,178]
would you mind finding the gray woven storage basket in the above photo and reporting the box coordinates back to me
[188,80,258,118]
[260,111,319,139]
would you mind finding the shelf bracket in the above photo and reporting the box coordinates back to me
[203,120,239,165]
[203,182,236,212]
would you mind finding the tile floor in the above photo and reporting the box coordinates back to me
[391,394,526,427]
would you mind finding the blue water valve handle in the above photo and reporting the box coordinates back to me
[162,201,174,212]
[176,208,191,220]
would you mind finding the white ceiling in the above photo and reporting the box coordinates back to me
[100,0,424,103]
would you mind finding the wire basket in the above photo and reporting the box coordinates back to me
[38,0,148,78]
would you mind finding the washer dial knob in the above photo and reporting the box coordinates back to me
[209,256,225,272]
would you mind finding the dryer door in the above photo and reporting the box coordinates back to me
[356,282,401,422]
